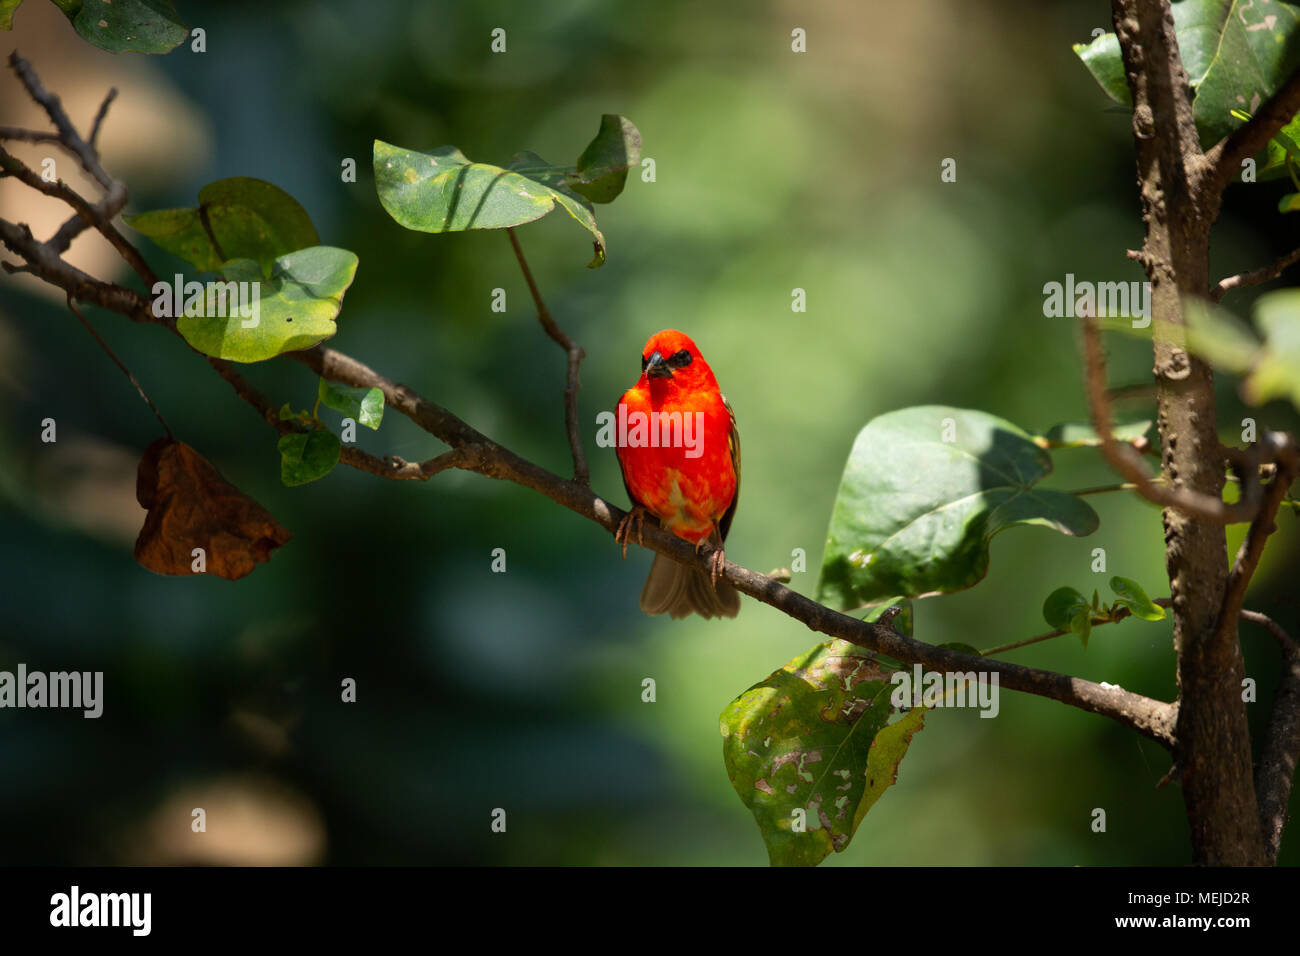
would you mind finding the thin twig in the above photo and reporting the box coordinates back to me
[66,295,172,438]
[88,88,117,150]
[1214,433,1299,646]
[8,51,114,190]
[1241,608,1299,654]
[1069,481,1142,497]
[1212,245,1300,302]
[981,605,1141,657]
[1081,315,1261,523]
[506,226,589,485]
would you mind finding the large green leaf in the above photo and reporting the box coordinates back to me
[817,406,1099,610]
[374,140,608,267]
[126,177,321,275]
[60,0,189,54]
[1074,1,1300,145]
[174,247,358,363]
[721,638,924,867]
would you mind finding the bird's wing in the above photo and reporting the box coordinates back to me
[719,394,739,541]
[615,392,650,512]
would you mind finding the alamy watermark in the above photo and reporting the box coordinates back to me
[1043,273,1150,328]
[595,406,705,458]
[0,664,102,718]
[151,274,260,328]
[890,665,999,718]
[50,886,150,936]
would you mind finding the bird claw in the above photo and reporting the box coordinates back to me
[695,538,726,587]
[615,506,647,559]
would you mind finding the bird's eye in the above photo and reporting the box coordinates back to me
[641,354,648,371]
[668,349,692,369]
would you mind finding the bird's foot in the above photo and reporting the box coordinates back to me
[695,537,726,587]
[615,505,649,559]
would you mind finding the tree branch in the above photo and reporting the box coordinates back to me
[1212,244,1300,302]
[1214,435,1299,649]
[506,226,589,485]
[1081,315,1262,523]
[1257,639,1300,863]
[1202,66,1300,201]
[0,54,1184,754]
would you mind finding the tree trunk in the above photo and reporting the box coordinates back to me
[1113,0,1266,865]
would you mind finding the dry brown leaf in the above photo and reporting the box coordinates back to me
[134,438,290,580]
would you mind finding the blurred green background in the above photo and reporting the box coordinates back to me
[1,0,1297,866]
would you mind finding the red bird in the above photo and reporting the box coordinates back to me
[614,330,740,619]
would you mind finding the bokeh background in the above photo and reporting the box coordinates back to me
[1,0,1297,866]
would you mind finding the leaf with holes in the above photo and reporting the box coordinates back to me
[60,0,189,54]
[1074,1,1300,146]
[721,638,923,867]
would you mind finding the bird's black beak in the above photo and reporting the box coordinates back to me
[645,351,672,379]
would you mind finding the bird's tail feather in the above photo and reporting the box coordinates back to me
[639,552,740,619]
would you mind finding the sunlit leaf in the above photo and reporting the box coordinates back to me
[817,407,1099,609]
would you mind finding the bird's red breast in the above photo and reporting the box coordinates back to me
[616,330,737,544]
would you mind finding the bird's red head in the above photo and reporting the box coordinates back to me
[637,329,718,392]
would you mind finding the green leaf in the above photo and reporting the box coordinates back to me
[374,139,608,267]
[1074,2,1300,145]
[0,0,23,31]
[571,114,642,204]
[1069,607,1094,649]
[126,177,321,275]
[720,639,924,866]
[1110,576,1167,621]
[1043,586,1090,630]
[817,406,1100,610]
[278,429,341,486]
[1193,1,1300,145]
[1073,30,1130,106]
[1246,288,1300,407]
[174,247,358,363]
[1177,299,1261,374]
[1279,193,1300,212]
[1039,420,1151,449]
[1173,292,1300,409]
[317,378,384,430]
[62,0,188,54]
